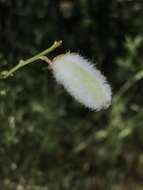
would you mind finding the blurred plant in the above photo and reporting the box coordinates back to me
[0,0,143,189]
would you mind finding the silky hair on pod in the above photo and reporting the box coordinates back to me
[51,53,112,110]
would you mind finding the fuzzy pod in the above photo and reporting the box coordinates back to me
[51,53,112,110]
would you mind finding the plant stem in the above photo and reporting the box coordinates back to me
[2,40,62,79]
[113,70,143,102]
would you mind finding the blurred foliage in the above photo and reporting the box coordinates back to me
[0,0,143,189]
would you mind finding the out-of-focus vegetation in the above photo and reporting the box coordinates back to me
[0,0,143,189]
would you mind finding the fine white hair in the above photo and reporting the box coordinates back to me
[51,53,112,110]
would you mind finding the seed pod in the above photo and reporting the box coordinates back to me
[51,53,112,110]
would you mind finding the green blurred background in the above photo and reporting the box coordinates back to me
[0,0,143,189]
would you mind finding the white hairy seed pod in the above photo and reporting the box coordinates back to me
[51,53,112,110]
